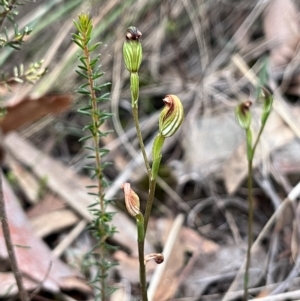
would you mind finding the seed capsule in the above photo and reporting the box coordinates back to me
[121,183,140,217]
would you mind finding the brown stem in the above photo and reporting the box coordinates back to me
[0,171,30,301]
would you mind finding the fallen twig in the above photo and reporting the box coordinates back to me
[0,170,30,301]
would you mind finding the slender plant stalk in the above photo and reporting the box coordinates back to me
[0,171,30,301]
[144,178,156,232]
[73,14,115,301]
[243,159,253,301]
[132,100,158,233]
[136,214,148,301]
[131,82,151,301]
[132,97,151,301]
[236,88,273,301]
[123,27,184,301]
[132,105,151,174]
[82,36,105,214]
[252,122,266,155]
[82,37,106,301]
[138,240,148,301]
[244,111,268,301]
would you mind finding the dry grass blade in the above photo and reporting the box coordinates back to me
[263,0,300,68]
[148,214,185,301]
[223,181,300,301]
[4,131,153,256]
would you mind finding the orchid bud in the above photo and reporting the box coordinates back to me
[235,101,252,130]
[261,87,273,125]
[121,183,140,217]
[159,94,184,138]
[123,26,142,73]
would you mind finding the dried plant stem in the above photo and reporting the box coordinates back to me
[244,160,253,301]
[244,122,265,301]
[0,171,30,301]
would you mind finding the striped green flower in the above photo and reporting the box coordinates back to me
[235,101,252,130]
[159,95,184,137]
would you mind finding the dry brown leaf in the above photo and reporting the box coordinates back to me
[110,284,128,301]
[286,74,300,95]
[58,276,92,294]
[150,217,185,301]
[30,209,79,238]
[27,193,65,218]
[224,109,295,194]
[264,0,300,68]
[180,227,219,254]
[0,175,81,294]
[0,94,72,134]
[5,132,154,256]
[182,111,242,179]
[6,154,41,204]
[0,272,37,297]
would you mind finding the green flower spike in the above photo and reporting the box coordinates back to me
[123,26,142,73]
[159,94,184,138]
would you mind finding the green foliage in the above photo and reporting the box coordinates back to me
[72,13,115,301]
[261,87,273,125]
[0,1,33,49]
[0,24,31,49]
[0,0,45,92]
[0,60,46,89]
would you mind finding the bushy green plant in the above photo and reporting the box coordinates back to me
[72,13,116,301]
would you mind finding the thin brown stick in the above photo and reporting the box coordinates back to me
[0,170,30,301]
